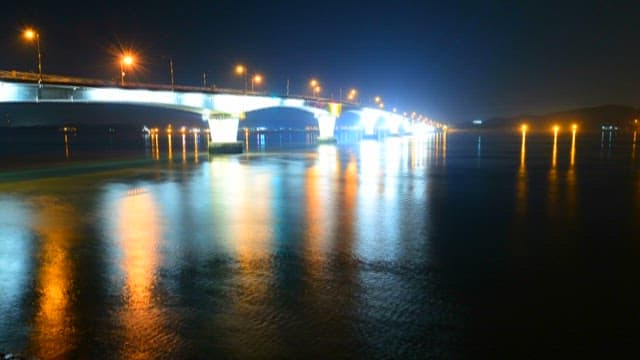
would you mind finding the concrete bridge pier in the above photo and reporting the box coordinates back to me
[388,116,402,136]
[316,113,337,144]
[361,113,378,138]
[208,114,243,153]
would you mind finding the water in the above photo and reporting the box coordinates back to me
[1,128,640,358]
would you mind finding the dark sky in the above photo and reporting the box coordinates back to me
[1,0,639,123]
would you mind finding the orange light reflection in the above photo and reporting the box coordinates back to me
[31,197,78,358]
[116,190,171,358]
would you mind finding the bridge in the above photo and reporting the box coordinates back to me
[0,70,432,153]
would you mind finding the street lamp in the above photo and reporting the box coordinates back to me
[347,88,357,102]
[309,79,322,97]
[309,79,321,97]
[251,74,263,92]
[374,96,381,104]
[120,53,135,86]
[235,65,263,93]
[23,28,42,84]
[235,64,247,92]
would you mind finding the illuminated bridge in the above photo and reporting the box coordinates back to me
[0,71,425,153]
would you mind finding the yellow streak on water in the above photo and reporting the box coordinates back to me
[116,190,172,359]
[30,197,77,358]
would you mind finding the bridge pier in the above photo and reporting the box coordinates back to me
[361,113,378,138]
[316,113,337,144]
[208,114,243,153]
[388,116,401,136]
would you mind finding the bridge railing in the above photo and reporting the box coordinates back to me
[0,69,360,106]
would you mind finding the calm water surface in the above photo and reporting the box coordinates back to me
[1,129,640,358]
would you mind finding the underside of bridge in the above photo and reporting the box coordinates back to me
[0,80,414,153]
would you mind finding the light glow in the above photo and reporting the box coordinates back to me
[316,113,336,139]
[209,117,240,143]
[328,102,342,117]
[122,55,134,66]
[23,28,36,40]
[87,88,176,104]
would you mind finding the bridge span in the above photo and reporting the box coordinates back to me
[0,71,423,153]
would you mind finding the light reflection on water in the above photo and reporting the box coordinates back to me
[2,130,640,357]
[116,190,172,358]
[0,198,33,349]
[31,197,78,358]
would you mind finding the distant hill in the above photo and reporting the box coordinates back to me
[461,105,640,132]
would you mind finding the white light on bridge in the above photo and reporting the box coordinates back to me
[0,82,20,102]
[414,122,435,138]
[201,109,211,121]
[402,118,412,133]
[182,93,207,108]
[88,88,176,105]
[213,94,283,115]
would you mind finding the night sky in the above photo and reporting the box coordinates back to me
[1,1,639,123]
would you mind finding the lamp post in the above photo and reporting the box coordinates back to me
[235,65,248,93]
[23,28,42,84]
[309,79,321,98]
[120,54,135,86]
[236,65,264,93]
[169,58,174,90]
[251,74,263,92]
[347,88,357,102]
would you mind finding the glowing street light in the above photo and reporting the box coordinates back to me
[235,65,263,93]
[309,79,322,97]
[22,28,43,84]
[521,124,528,133]
[374,96,381,104]
[346,88,357,102]
[235,64,247,92]
[251,74,263,92]
[120,53,135,86]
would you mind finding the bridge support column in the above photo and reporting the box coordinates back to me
[316,113,337,144]
[361,114,377,138]
[208,115,243,154]
[388,116,401,136]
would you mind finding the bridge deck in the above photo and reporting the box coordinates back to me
[0,70,358,106]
